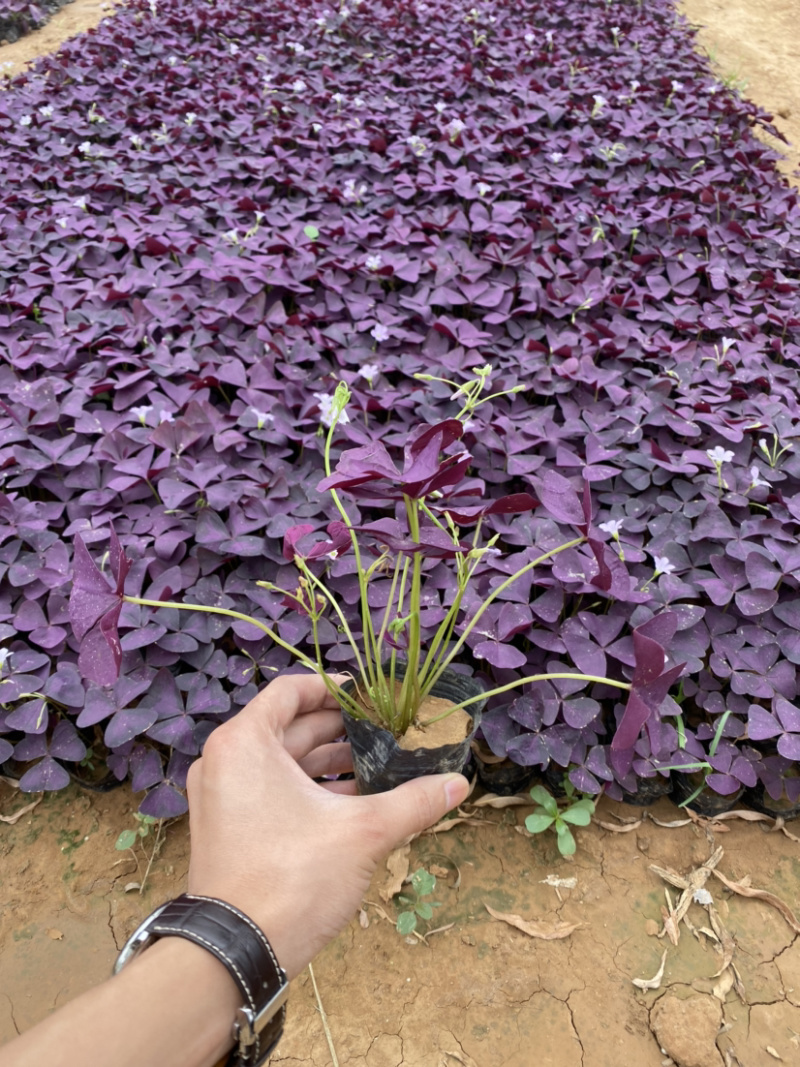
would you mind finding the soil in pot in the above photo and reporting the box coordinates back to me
[671,772,744,816]
[340,662,484,795]
[621,774,673,807]
[471,740,537,796]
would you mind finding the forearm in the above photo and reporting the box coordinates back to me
[3,937,240,1067]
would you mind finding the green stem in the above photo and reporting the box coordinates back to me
[282,563,366,682]
[424,536,586,693]
[424,673,632,723]
[398,496,422,732]
[122,595,364,718]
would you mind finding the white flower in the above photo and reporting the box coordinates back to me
[148,0,157,14]
[152,124,171,144]
[549,151,563,163]
[359,362,380,384]
[524,32,534,45]
[73,196,87,210]
[476,181,491,196]
[314,392,350,428]
[371,323,389,343]
[630,79,640,92]
[406,134,428,156]
[332,92,345,105]
[56,216,69,229]
[39,105,53,117]
[130,134,144,149]
[0,648,12,671]
[720,336,736,355]
[671,80,683,93]
[599,519,624,537]
[131,405,153,425]
[185,112,198,125]
[249,408,274,429]
[652,555,675,576]
[286,41,305,53]
[434,101,447,114]
[749,466,769,489]
[20,115,32,127]
[159,411,174,423]
[315,16,327,27]
[707,446,734,465]
[353,96,365,108]
[230,42,239,55]
[292,79,307,93]
[312,122,322,133]
[79,141,94,154]
[611,26,621,34]
[339,4,350,17]
[223,229,240,245]
[343,178,367,202]
[593,94,607,108]
[446,118,465,140]
[365,253,382,271]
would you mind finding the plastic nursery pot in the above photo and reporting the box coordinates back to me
[671,772,743,816]
[743,779,800,821]
[542,762,569,798]
[471,739,537,797]
[621,773,673,807]
[339,661,485,795]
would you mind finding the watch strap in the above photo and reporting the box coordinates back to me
[115,893,288,1066]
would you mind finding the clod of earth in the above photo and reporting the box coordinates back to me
[650,992,724,1067]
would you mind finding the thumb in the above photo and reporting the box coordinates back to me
[363,773,470,855]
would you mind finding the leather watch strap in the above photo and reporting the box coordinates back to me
[114,893,288,1066]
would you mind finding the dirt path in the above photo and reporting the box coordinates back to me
[680,0,800,183]
[2,778,800,1066]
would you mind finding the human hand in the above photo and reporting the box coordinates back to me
[185,672,469,978]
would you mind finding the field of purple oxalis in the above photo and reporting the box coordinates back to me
[1,0,800,816]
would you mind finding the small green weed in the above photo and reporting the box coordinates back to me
[395,868,441,936]
[115,813,166,895]
[525,781,596,856]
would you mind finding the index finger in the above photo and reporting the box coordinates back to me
[238,671,350,734]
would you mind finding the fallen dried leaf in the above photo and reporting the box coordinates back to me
[363,900,393,925]
[711,870,800,935]
[632,948,668,990]
[46,928,63,941]
[470,794,531,808]
[0,796,42,824]
[425,814,483,834]
[380,844,410,903]
[358,908,369,929]
[647,814,692,828]
[426,922,455,938]
[765,1047,782,1061]
[598,818,642,833]
[484,904,584,940]
[540,875,577,890]
[124,882,141,892]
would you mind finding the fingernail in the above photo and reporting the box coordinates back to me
[443,773,468,809]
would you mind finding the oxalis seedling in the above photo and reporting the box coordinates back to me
[525,782,596,857]
[395,867,441,936]
[115,813,166,895]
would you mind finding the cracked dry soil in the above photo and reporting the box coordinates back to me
[2,1,800,1064]
[1,779,799,1066]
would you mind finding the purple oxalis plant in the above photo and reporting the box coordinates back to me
[0,0,798,808]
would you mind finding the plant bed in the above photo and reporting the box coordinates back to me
[0,0,798,810]
[0,0,72,44]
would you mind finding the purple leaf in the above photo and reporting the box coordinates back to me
[138,782,188,818]
[19,757,71,792]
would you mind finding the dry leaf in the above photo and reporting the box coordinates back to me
[363,900,393,925]
[647,815,692,828]
[470,794,531,808]
[124,882,141,892]
[540,875,577,889]
[765,1047,782,1061]
[380,844,410,903]
[358,908,369,929]
[632,948,668,991]
[597,818,642,833]
[426,922,455,938]
[424,814,482,834]
[711,870,800,935]
[712,966,734,1002]
[0,796,42,824]
[484,904,584,940]
[46,928,63,941]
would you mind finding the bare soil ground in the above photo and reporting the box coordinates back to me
[2,778,799,1066]
[2,2,800,1064]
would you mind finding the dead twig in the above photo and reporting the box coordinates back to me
[711,869,800,935]
[308,962,339,1067]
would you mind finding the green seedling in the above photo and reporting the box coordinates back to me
[115,813,166,895]
[525,781,596,857]
[395,867,441,936]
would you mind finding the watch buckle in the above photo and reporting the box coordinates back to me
[234,983,289,1053]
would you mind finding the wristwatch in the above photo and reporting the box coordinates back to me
[114,894,288,1066]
